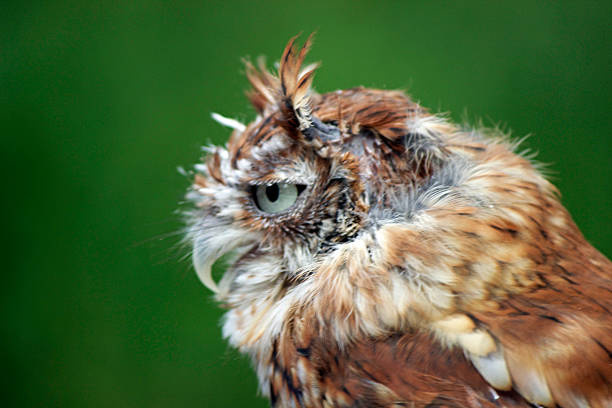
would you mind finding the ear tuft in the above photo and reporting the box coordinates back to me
[244,33,319,133]
[245,56,280,114]
[277,33,318,133]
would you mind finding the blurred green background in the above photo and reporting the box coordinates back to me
[2,1,610,407]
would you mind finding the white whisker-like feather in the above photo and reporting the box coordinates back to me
[211,112,246,132]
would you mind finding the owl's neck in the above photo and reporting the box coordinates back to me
[217,232,454,404]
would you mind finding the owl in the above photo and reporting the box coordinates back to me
[185,35,611,407]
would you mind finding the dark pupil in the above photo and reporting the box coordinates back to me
[265,184,279,202]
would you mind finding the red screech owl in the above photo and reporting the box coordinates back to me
[185,35,611,407]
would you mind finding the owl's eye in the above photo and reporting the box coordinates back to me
[253,183,307,214]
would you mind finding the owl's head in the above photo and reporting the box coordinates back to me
[187,35,460,301]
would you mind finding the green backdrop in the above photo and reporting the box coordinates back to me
[3,1,610,407]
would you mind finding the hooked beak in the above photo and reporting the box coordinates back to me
[191,217,253,295]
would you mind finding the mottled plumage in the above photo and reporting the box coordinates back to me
[185,35,611,407]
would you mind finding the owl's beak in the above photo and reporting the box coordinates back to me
[193,248,219,293]
[191,218,254,295]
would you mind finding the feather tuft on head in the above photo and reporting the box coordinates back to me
[278,33,318,132]
[245,56,280,114]
[244,33,320,135]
